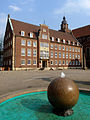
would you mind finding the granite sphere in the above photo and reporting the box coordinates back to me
[47,77,79,110]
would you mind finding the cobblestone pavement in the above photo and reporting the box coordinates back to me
[0,69,90,97]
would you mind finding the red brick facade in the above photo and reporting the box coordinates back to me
[3,15,82,70]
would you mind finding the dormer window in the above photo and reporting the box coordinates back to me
[43,29,46,32]
[77,42,79,46]
[21,31,25,36]
[58,38,60,42]
[30,32,33,38]
[73,42,75,45]
[52,37,54,41]
[68,40,70,44]
[63,39,65,44]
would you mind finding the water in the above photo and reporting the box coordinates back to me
[0,91,90,120]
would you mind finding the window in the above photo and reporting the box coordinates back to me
[68,40,70,44]
[78,61,80,65]
[55,52,57,58]
[43,29,46,32]
[51,44,53,49]
[27,60,31,65]
[52,37,54,41]
[63,46,65,51]
[51,60,53,65]
[75,54,77,58]
[73,53,74,59]
[73,42,75,45]
[55,44,57,50]
[42,34,47,39]
[63,60,65,65]
[30,32,33,38]
[59,45,61,50]
[58,38,60,42]
[51,52,53,58]
[78,49,80,52]
[63,53,65,58]
[76,61,78,65]
[21,31,25,36]
[59,60,61,65]
[55,60,57,65]
[21,48,25,56]
[73,48,74,52]
[33,49,37,57]
[21,59,25,65]
[27,41,31,46]
[75,48,77,52]
[77,42,79,46]
[33,60,36,65]
[69,61,72,65]
[66,53,68,59]
[66,47,68,51]
[72,61,75,65]
[21,39,26,46]
[63,39,65,43]
[27,49,31,56]
[33,41,37,47]
[78,55,80,59]
[66,61,68,65]
[69,47,71,51]
[69,53,71,59]
[59,52,61,58]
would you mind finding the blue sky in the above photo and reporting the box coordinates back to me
[0,0,90,38]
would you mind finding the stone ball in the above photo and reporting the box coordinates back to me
[47,77,79,110]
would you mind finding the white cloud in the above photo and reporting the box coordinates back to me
[20,0,34,5]
[54,0,90,15]
[9,5,21,12]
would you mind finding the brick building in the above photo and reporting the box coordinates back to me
[73,25,90,69]
[3,15,82,70]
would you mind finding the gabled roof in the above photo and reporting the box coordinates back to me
[72,25,90,38]
[11,18,77,42]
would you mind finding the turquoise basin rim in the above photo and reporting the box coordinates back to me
[0,89,90,105]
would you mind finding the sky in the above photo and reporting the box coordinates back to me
[0,0,90,39]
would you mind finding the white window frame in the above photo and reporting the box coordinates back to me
[55,60,57,65]
[30,32,33,38]
[52,37,54,41]
[55,44,57,50]
[58,38,60,42]
[68,40,70,45]
[59,60,61,65]
[55,52,57,58]
[21,59,25,65]
[63,39,65,44]
[21,48,25,56]
[27,59,31,65]
[21,39,26,46]
[21,31,25,36]
[51,51,53,58]
[33,49,37,57]
[33,60,37,65]
[27,49,31,56]
[59,45,61,50]
[51,60,53,65]
[51,44,53,49]
[66,61,68,65]
[33,41,37,47]
[27,41,31,46]
[59,52,61,58]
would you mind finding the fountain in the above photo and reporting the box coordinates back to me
[0,72,90,120]
[47,72,79,116]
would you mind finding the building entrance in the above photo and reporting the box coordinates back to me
[86,47,90,68]
[42,61,47,68]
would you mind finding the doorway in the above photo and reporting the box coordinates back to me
[42,61,47,68]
